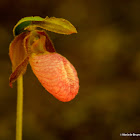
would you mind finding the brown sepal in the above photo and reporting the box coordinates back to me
[9,57,29,88]
[37,30,56,53]
[9,32,29,71]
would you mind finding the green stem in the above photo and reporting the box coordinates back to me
[16,75,23,140]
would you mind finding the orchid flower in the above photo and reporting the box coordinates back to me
[9,16,79,102]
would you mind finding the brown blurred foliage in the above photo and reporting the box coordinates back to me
[0,0,140,140]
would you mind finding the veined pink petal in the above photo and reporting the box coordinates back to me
[29,52,79,102]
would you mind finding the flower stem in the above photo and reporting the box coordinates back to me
[16,75,23,140]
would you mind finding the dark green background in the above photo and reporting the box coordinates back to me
[0,0,140,139]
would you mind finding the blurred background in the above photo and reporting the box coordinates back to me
[0,0,140,139]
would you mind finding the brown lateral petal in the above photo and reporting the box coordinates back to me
[9,32,29,71]
[9,57,29,87]
[36,30,56,53]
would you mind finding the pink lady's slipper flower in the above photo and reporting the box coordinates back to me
[9,16,79,102]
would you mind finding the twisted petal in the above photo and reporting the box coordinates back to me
[29,52,79,102]
[9,32,30,87]
[9,57,29,87]
[9,32,29,71]
[37,31,55,53]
